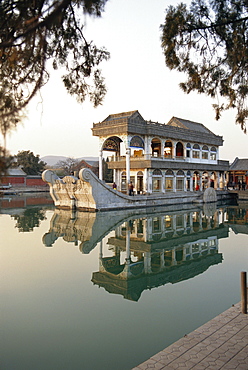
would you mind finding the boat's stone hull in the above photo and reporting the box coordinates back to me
[42,168,236,211]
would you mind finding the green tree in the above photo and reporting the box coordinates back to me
[0,0,110,137]
[161,0,248,132]
[0,146,13,180]
[15,150,47,175]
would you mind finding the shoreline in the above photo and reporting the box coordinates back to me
[0,186,49,196]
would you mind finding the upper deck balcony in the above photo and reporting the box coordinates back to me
[107,153,228,171]
[114,154,186,161]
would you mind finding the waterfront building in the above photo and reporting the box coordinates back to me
[228,157,248,189]
[92,110,230,194]
[1,167,27,187]
[1,166,48,190]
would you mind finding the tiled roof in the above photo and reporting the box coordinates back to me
[77,160,98,168]
[167,117,215,135]
[230,158,248,171]
[103,110,138,122]
[7,167,27,176]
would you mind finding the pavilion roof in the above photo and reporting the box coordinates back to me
[103,110,139,122]
[167,117,215,135]
[93,110,223,146]
[230,157,248,171]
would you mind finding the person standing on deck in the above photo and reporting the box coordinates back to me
[128,182,134,196]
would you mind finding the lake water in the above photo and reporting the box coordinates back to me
[1,195,248,370]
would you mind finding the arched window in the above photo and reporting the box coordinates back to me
[165,169,174,176]
[210,146,217,160]
[130,136,144,148]
[193,144,200,159]
[165,169,174,191]
[164,140,172,158]
[176,142,184,157]
[186,170,191,191]
[102,136,122,152]
[176,170,184,191]
[152,169,162,192]
[202,145,209,160]
[153,169,162,176]
[193,171,200,190]
[151,138,161,157]
[202,171,209,190]
[186,143,191,158]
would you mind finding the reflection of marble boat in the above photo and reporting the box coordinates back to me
[43,202,222,252]
[43,205,229,301]
[92,253,223,302]
[92,211,227,301]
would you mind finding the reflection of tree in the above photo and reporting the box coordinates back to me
[11,208,46,232]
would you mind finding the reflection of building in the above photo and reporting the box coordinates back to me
[43,205,248,301]
[92,209,227,301]
[92,111,230,194]
[225,206,248,235]
[0,194,53,211]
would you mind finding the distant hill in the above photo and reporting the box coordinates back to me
[41,155,98,167]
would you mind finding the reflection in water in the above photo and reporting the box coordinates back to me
[1,197,248,370]
[11,208,47,232]
[41,203,247,301]
[0,193,53,232]
[93,211,226,301]
[225,205,248,235]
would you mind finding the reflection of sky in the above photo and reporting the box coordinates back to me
[1,209,248,370]
[4,0,248,161]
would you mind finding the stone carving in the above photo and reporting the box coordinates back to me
[203,187,217,203]
[42,169,61,184]
[79,167,92,182]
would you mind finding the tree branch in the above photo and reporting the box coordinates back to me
[0,0,72,48]
[185,16,248,32]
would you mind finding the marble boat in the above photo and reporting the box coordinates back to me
[42,110,235,211]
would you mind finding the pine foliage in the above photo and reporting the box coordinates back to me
[161,0,248,132]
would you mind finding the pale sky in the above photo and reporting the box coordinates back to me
[3,0,248,163]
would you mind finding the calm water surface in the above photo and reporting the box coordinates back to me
[1,195,248,370]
